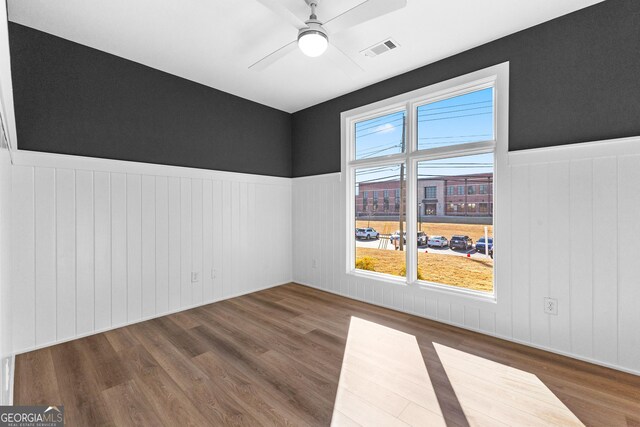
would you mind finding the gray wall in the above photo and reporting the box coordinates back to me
[9,23,293,177]
[8,1,640,178]
[292,0,640,177]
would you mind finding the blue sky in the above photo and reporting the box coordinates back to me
[417,87,494,150]
[355,88,494,187]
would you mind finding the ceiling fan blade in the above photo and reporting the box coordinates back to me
[249,40,298,71]
[254,0,307,29]
[324,0,407,35]
[324,44,365,76]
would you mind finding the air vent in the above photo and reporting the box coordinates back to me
[361,38,399,58]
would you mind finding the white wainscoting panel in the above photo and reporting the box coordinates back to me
[0,148,13,405]
[292,136,640,375]
[9,151,292,354]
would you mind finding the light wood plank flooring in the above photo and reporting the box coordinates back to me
[14,283,640,426]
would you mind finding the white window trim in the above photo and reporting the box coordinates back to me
[341,62,509,303]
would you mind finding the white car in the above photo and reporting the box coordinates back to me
[355,227,379,239]
[390,230,406,243]
[428,235,448,248]
[391,231,427,246]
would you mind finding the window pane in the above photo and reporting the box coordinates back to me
[417,153,493,292]
[355,111,405,160]
[355,164,406,277]
[417,88,493,150]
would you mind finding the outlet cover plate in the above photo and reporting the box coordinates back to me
[544,297,558,315]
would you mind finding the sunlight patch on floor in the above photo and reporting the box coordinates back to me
[331,317,445,426]
[433,343,584,426]
[331,316,584,426]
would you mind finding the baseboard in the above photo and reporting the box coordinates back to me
[293,280,640,377]
[12,280,292,357]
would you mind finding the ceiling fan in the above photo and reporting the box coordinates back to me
[250,0,407,73]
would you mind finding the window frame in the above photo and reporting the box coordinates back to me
[342,63,508,301]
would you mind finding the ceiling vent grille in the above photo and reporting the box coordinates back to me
[361,38,399,58]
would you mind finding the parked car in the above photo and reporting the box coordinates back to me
[428,235,448,248]
[450,235,473,250]
[417,232,428,246]
[355,227,379,240]
[391,231,427,246]
[390,230,406,243]
[475,237,493,254]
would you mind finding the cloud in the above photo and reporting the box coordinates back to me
[375,123,396,133]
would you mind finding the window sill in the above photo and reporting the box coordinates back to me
[348,269,409,286]
[411,279,497,303]
[347,270,497,304]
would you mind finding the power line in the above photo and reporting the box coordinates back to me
[355,118,404,136]
[355,98,492,134]
[355,100,492,134]
[357,110,493,139]
[355,111,404,127]
[355,113,405,132]
[356,174,405,184]
[418,112,492,123]
[418,99,491,112]
[359,144,402,159]
[417,105,492,117]
[357,140,401,152]
[356,167,401,176]
[356,123,405,138]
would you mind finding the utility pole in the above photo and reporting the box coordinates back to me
[398,116,405,251]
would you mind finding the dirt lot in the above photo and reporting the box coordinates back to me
[356,220,493,242]
[355,247,494,292]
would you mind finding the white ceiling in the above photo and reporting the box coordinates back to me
[8,0,604,113]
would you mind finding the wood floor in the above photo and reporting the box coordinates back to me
[14,283,640,426]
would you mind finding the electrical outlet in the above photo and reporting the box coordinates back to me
[191,272,199,283]
[312,259,317,269]
[211,268,217,279]
[544,297,558,315]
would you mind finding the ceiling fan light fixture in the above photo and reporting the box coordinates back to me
[298,22,328,57]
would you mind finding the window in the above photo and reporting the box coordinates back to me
[354,164,406,277]
[383,190,390,212]
[446,202,465,214]
[416,157,493,291]
[345,63,506,298]
[417,87,493,150]
[355,111,406,160]
[424,186,437,199]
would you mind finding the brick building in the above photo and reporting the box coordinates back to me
[356,173,493,220]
